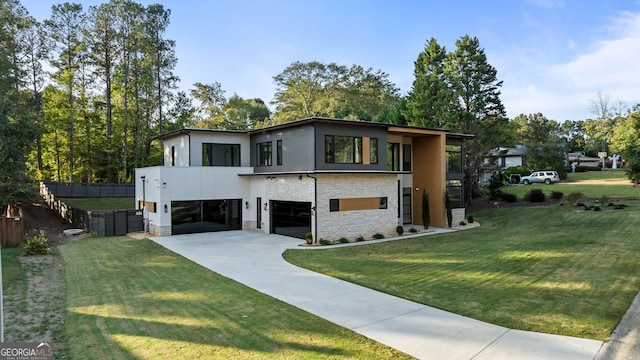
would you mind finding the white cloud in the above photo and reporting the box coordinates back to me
[503,11,640,120]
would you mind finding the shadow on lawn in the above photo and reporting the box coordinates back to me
[66,311,353,358]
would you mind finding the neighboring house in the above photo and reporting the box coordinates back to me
[567,152,601,167]
[480,145,525,184]
[135,117,473,242]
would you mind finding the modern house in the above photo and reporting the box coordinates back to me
[135,117,473,243]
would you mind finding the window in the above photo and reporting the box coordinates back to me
[379,197,388,209]
[325,135,363,164]
[276,140,283,165]
[446,180,463,208]
[329,199,339,212]
[370,138,378,164]
[257,142,272,166]
[446,144,462,173]
[202,143,241,166]
[403,144,411,171]
[387,143,400,171]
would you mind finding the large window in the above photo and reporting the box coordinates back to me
[257,142,272,166]
[202,143,240,166]
[446,144,462,173]
[387,143,400,171]
[403,144,411,171]
[325,135,363,164]
[446,180,463,208]
[370,138,378,164]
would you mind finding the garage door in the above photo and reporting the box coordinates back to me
[270,201,311,239]
[172,199,241,235]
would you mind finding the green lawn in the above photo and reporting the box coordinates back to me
[60,197,135,211]
[283,204,640,341]
[502,170,639,199]
[59,236,412,359]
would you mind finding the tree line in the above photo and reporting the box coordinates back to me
[1,0,639,211]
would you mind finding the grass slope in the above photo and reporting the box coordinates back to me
[284,204,640,340]
[59,236,412,359]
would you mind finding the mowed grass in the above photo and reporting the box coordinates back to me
[502,170,639,199]
[59,236,412,359]
[60,197,135,211]
[283,205,640,340]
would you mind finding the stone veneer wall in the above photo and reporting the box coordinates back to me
[149,223,171,236]
[316,173,398,241]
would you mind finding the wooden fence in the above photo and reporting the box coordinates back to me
[1,205,24,247]
[41,182,142,237]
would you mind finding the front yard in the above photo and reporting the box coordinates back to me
[284,204,640,340]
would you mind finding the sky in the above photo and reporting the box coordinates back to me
[20,0,640,122]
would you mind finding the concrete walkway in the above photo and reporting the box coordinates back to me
[151,230,603,360]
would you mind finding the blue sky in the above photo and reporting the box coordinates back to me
[22,0,640,121]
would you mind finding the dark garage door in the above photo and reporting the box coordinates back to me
[271,201,311,239]
[172,199,241,235]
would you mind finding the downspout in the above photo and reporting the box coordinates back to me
[187,132,191,166]
[307,174,317,245]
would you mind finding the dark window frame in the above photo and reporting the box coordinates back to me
[329,199,339,212]
[202,143,241,167]
[446,144,463,173]
[370,138,378,164]
[325,135,363,164]
[387,142,400,171]
[257,141,273,166]
[276,140,283,166]
[402,144,411,171]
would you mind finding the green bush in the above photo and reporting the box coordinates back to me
[599,195,610,204]
[501,193,517,203]
[319,239,331,245]
[356,235,365,242]
[467,216,474,223]
[396,226,404,235]
[594,206,602,211]
[23,231,51,255]
[550,191,564,200]
[459,221,466,226]
[409,227,418,233]
[524,188,546,202]
[566,192,586,204]
[338,237,349,243]
[372,233,384,239]
[305,232,313,245]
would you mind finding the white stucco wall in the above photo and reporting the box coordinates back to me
[135,166,253,235]
[316,173,398,241]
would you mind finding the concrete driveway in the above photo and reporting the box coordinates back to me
[151,230,603,360]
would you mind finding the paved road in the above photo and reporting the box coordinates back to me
[151,230,604,360]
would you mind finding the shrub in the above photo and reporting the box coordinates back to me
[566,192,585,204]
[372,233,385,239]
[584,204,592,210]
[444,192,453,227]
[409,227,418,233]
[305,232,313,245]
[459,221,466,226]
[614,204,626,210]
[356,235,365,242]
[23,231,50,255]
[524,188,546,202]
[501,193,517,203]
[396,226,404,235]
[319,239,331,245]
[599,195,610,204]
[338,237,349,243]
[422,190,430,229]
[593,206,602,211]
[550,191,564,200]
[467,216,474,223]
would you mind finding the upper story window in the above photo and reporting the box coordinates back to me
[257,141,272,166]
[325,135,362,164]
[202,143,240,166]
[403,144,411,171]
[447,144,462,173]
[276,140,283,166]
[370,138,378,164]
[387,143,400,171]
